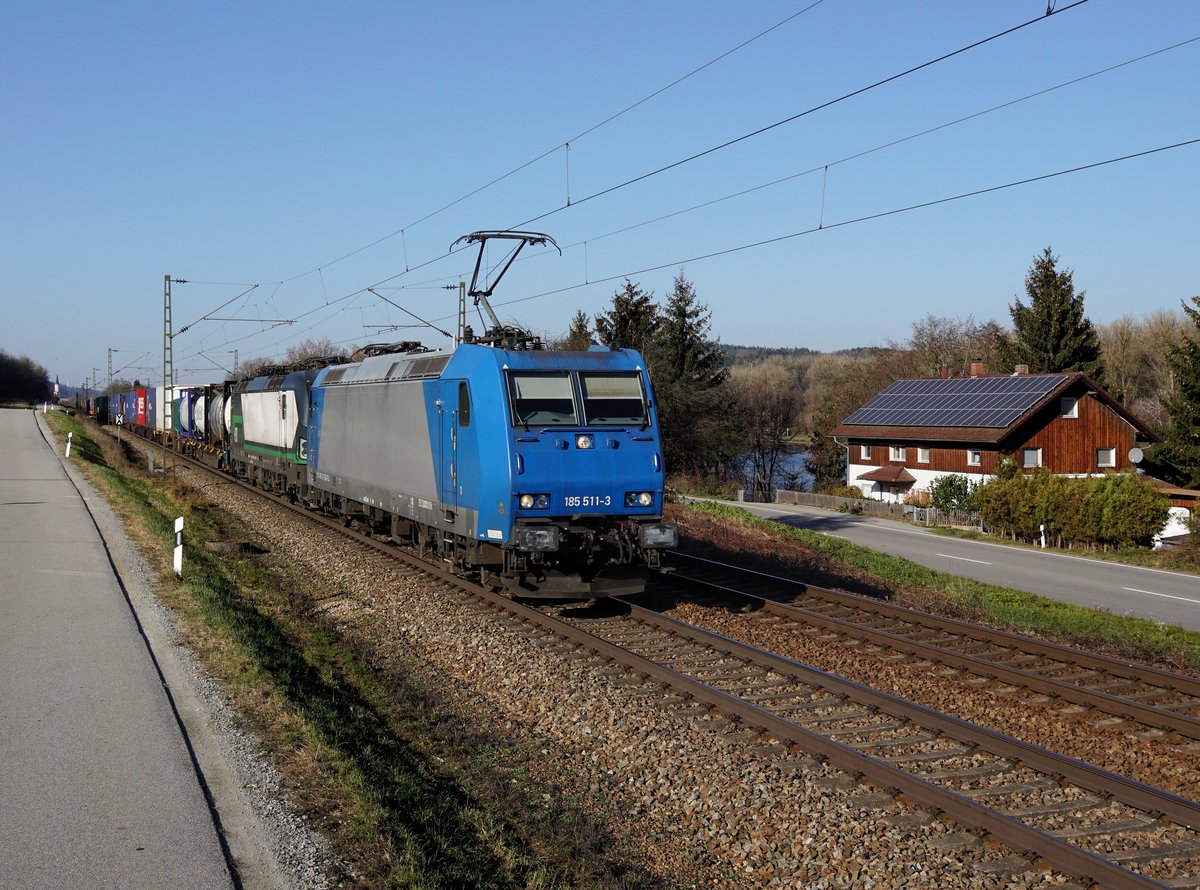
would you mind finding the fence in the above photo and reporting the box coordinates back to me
[912,506,983,529]
[773,489,909,519]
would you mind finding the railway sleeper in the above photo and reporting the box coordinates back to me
[1007,796,1107,818]
[823,719,914,737]
[954,775,1062,799]
[793,707,877,726]
[854,731,939,750]
[922,763,1013,781]
[1109,839,1200,865]
[1052,816,1159,840]
[886,744,976,765]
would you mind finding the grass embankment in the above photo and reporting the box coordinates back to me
[679,500,1200,674]
[45,411,653,889]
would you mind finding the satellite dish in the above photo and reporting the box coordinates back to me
[1128,447,1144,465]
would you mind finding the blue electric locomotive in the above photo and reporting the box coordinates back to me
[306,340,676,596]
[132,231,677,597]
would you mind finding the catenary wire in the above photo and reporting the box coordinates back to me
[509,0,1092,230]
[197,134,1198,368]
[173,1,1089,353]
[497,33,1200,267]
[269,2,829,286]
[479,138,1200,316]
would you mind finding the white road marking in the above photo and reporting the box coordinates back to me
[937,553,992,565]
[718,499,1200,582]
[1121,586,1200,606]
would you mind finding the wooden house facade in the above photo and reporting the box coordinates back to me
[829,371,1160,503]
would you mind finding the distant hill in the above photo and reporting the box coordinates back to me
[722,344,822,366]
[721,343,893,367]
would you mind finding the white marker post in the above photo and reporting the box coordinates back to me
[173,517,184,577]
[65,432,73,458]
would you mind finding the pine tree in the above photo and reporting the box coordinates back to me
[645,271,739,475]
[561,309,592,351]
[1150,295,1200,487]
[998,247,1103,378]
[653,271,727,388]
[594,280,659,352]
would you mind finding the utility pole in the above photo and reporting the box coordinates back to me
[444,281,466,345]
[231,349,238,377]
[163,275,174,402]
[107,348,118,392]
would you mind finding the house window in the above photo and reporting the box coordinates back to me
[1096,447,1116,468]
[967,449,982,467]
[889,446,906,461]
[1022,447,1042,468]
[1061,397,1078,418]
[860,444,871,460]
[917,447,930,464]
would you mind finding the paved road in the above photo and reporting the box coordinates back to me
[0,409,233,890]
[713,499,1200,633]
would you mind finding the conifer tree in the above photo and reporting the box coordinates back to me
[1150,295,1200,487]
[594,280,659,352]
[653,271,727,389]
[646,271,738,475]
[998,247,1103,378]
[560,309,592,351]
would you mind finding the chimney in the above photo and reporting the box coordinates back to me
[969,359,986,377]
[1014,363,1029,375]
[939,364,950,379]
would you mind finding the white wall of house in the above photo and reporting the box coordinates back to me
[847,463,994,504]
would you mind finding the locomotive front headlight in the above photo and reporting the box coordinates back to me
[519,494,534,509]
[519,493,551,510]
[575,434,594,450]
[624,491,654,508]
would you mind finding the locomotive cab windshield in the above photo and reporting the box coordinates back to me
[579,372,647,426]
[507,370,649,428]
[508,372,577,426]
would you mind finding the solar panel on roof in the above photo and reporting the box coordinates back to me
[843,374,1069,428]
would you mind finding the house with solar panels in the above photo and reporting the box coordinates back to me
[829,365,1161,503]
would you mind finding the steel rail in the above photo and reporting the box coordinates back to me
[571,602,1178,889]
[619,601,1200,832]
[666,551,1200,740]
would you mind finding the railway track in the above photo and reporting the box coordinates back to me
[559,597,1200,889]
[660,551,1200,743]
[128,433,1200,887]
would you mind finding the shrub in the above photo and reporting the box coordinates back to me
[929,474,977,512]
[977,469,1168,550]
[826,485,866,500]
[904,490,930,507]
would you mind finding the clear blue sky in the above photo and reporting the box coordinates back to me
[3,0,1197,388]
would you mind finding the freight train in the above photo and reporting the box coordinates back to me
[98,232,678,597]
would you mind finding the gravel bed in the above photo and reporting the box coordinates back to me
[654,598,1200,801]
[180,467,1091,889]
